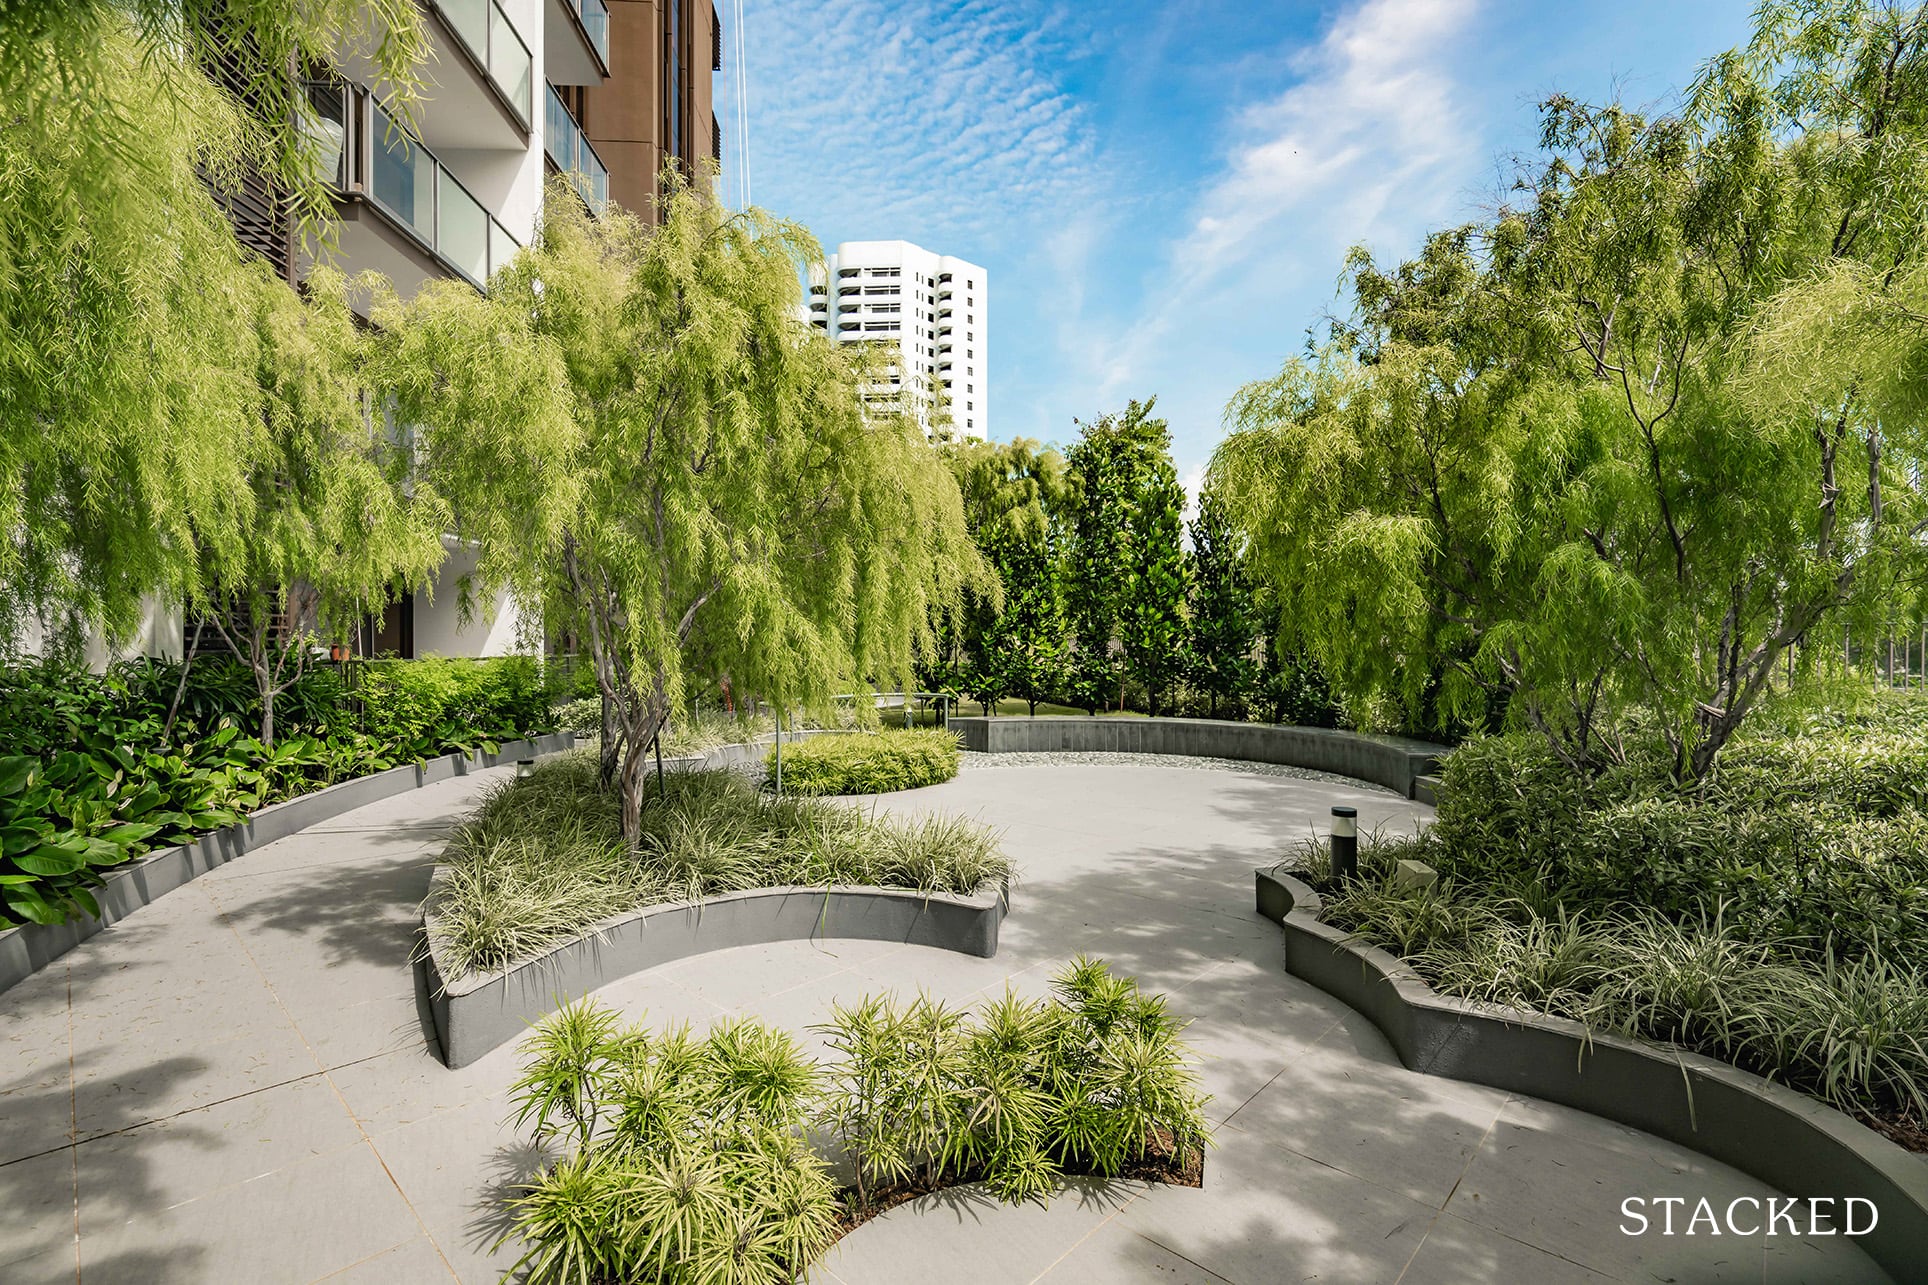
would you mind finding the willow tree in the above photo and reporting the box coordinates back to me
[188,268,451,744]
[0,29,257,652]
[388,176,981,844]
[0,3,425,654]
[1212,0,1928,779]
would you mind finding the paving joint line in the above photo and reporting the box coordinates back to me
[208,852,464,1282]
[1027,1187,1145,1283]
[1389,1089,1510,1285]
[1132,1230,1240,1284]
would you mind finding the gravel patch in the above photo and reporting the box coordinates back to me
[958,749,1401,795]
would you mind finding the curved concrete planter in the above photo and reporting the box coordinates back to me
[0,733,576,998]
[1254,868,1928,1280]
[422,877,1009,1068]
[951,716,1445,799]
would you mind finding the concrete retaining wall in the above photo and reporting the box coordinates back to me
[1254,868,1928,1280]
[0,734,577,997]
[423,879,1008,1068]
[952,716,1445,799]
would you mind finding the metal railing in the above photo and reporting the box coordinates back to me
[544,83,609,208]
[577,0,610,65]
[434,0,533,125]
[308,81,520,290]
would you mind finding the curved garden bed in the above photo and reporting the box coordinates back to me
[950,715,1445,799]
[421,878,1009,1067]
[0,733,576,996]
[1253,867,1928,1280]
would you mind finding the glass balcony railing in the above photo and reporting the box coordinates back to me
[356,93,519,287]
[578,0,610,65]
[434,0,532,126]
[544,83,609,208]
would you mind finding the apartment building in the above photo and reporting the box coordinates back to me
[203,0,725,663]
[808,240,989,442]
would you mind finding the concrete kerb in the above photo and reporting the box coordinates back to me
[951,716,1446,799]
[421,876,1009,1068]
[0,733,577,997]
[1254,867,1928,1280]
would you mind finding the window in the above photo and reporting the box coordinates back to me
[967,383,973,392]
[967,314,974,323]
[967,401,973,410]
[967,349,973,357]
[967,366,974,375]
[968,418,974,428]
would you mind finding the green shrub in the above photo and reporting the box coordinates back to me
[1428,709,1928,959]
[772,728,961,795]
[499,959,1209,1282]
[358,655,554,760]
[0,655,558,927]
[426,751,1012,978]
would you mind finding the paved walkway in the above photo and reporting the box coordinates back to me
[0,757,1890,1284]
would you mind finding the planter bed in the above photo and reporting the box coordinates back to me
[0,733,576,997]
[1254,867,1928,1281]
[421,876,1010,1068]
[951,715,1446,799]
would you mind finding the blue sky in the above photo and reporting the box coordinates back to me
[718,0,1756,489]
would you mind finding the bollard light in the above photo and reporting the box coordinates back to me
[1330,805,1358,884]
[515,759,536,780]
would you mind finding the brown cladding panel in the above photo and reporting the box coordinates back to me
[585,0,713,221]
[597,138,665,217]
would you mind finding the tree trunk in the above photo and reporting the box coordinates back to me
[599,688,621,791]
[261,684,276,747]
[161,617,205,745]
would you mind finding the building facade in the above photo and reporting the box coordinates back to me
[198,0,724,663]
[808,240,988,442]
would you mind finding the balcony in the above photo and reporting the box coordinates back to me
[808,298,827,312]
[546,0,611,85]
[937,285,954,300]
[307,81,519,294]
[839,319,863,332]
[431,0,533,130]
[544,84,609,207]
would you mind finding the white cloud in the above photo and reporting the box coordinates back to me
[1088,0,1483,456]
[722,0,1096,255]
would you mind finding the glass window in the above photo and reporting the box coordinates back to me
[438,170,488,284]
[369,102,433,242]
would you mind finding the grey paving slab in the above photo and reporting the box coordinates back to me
[75,1141,424,1285]
[0,757,1900,1283]
[72,1073,363,1236]
[0,1147,75,1271]
[1115,1119,1437,1283]
[1036,1219,1236,1283]
[312,1233,457,1283]
[1398,1213,1615,1284]
[818,1177,1145,1285]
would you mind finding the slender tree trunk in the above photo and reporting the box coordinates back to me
[261,683,276,747]
[160,616,206,744]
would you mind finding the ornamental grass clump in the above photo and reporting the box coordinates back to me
[426,749,1013,979]
[772,728,962,795]
[1300,835,1928,1144]
[498,960,1208,1284]
[816,956,1211,1213]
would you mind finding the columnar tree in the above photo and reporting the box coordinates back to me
[1212,0,1928,778]
[1118,453,1189,718]
[938,439,1067,715]
[1186,488,1258,718]
[1063,400,1167,712]
[388,177,980,845]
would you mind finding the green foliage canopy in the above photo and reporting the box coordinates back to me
[387,177,982,844]
[1212,0,1928,777]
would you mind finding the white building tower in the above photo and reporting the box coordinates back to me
[807,240,988,441]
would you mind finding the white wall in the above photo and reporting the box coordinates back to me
[411,542,533,658]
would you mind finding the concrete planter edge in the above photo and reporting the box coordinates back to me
[950,716,1447,799]
[421,875,1010,1069]
[1253,867,1928,1280]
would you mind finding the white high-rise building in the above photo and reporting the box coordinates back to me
[808,240,988,441]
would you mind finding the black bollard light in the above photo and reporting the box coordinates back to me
[1330,805,1358,884]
